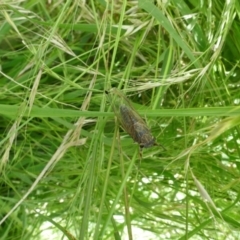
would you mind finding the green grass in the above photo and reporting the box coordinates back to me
[1,0,240,239]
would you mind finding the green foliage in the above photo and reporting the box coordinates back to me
[0,0,240,239]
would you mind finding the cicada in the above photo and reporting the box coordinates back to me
[105,88,165,152]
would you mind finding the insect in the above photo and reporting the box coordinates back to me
[105,88,165,153]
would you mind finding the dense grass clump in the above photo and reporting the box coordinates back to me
[0,1,240,239]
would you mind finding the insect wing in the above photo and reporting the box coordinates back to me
[106,89,156,147]
[106,88,145,125]
[133,121,155,148]
[106,89,143,127]
[106,89,166,151]
[119,106,155,147]
[119,105,140,138]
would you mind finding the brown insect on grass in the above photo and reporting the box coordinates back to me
[105,88,165,155]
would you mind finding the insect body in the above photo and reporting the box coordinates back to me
[106,88,164,150]
[119,104,155,148]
